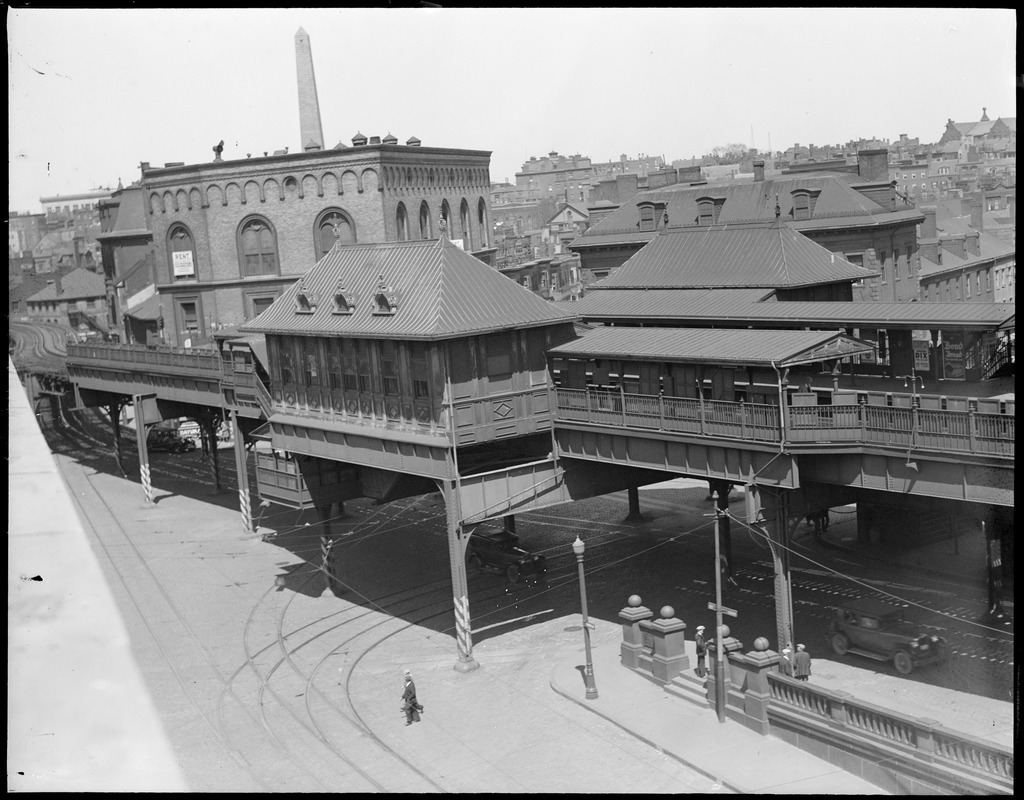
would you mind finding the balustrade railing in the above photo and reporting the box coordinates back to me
[766,672,1013,791]
[556,387,1014,459]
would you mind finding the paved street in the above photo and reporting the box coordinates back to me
[31,408,1013,791]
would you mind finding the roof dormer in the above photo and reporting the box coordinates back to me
[372,274,399,316]
[332,280,357,315]
[294,279,318,314]
[695,196,725,226]
[790,189,822,221]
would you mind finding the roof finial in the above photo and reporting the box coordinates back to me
[438,216,448,239]
[775,194,781,219]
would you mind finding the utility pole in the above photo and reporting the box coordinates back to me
[708,506,738,723]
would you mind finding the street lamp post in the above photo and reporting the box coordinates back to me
[572,535,599,700]
[712,508,727,723]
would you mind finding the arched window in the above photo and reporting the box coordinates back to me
[396,203,410,241]
[315,208,356,259]
[460,199,473,250]
[168,223,197,281]
[419,201,432,239]
[477,199,488,247]
[638,204,657,231]
[238,217,279,277]
[440,200,452,237]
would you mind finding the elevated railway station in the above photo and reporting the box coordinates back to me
[48,220,1014,669]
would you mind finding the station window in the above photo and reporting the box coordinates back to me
[411,342,430,399]
[381,340,399,396]
[303,340,321,386]
[328,340,344,391]
[279,338,296,385]
[342,339,358,392]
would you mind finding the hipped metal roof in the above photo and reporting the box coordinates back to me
[574,290,1015,330]
[571,174,922,249]
[240,237,576,340]
[594,220,878,289]
[549,326,873,367]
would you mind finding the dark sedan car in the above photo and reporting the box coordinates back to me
[466,526,547,584]
[827,598,948,675]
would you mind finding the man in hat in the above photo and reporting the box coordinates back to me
[780,647,794,677]
[694,625,708,678]
[793,644,812,681]
[401,670,422,725]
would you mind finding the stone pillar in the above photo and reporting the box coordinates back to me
[726,636,783,734]
[706,625,744,716]
[619,595,654,669]
[639,605,689,683]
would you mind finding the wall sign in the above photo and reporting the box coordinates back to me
[172,251,195,277]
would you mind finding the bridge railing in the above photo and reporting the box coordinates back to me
[555,387,782,443]
[555,387,1014,459]
[66,342,224,377]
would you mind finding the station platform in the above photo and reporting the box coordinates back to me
[7,358,186,791]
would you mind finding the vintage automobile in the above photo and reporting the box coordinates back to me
[147,428,197,454]
[827,598,948,675]
[466,525,547,584]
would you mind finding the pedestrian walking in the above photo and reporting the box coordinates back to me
[780,647,794,677]
[694,625,708,678]
[793,643,812,681]
[401,669,422,725]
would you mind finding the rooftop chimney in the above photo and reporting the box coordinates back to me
[921,206,937,239]
[857,148,890,182]
[753,160,765,182]
[966,231,980,256]
[940,234,967,261]
[969,199,984,231]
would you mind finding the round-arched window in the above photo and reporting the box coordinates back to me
[238,217,279,277]
[419,201,432,239]
[396,203,409,242]
[168,223,197,281]
[315,209,356,258]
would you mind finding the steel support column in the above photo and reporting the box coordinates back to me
[230,411,253,535]
[750,486,794,652]
[714,481,734,582]
[442,476,478,672]
[626,485,642,521]
[132,395,154,505]
[318,503,336,595]
[201,413,221,491]
[108,399,127,478]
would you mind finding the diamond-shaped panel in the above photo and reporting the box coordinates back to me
[494,402,514,419]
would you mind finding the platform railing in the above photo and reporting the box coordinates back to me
[66,342,223,376]
[555,387,1014,459]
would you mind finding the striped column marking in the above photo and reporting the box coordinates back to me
[239,488,252,535]
[140,462,154,505]
[453,594,474,662]
[321,534,335,594]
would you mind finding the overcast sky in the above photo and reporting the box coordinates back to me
[8,7,1017,213]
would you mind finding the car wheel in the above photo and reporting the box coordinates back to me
[893,650,914,675]
[831,632,850,656]
[468,555,483,575]
[506,564,521,583]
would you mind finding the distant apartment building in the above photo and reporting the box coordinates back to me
[917,204,1015,304]
[25,266,110,336]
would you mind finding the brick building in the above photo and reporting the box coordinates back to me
[139,30,494,347]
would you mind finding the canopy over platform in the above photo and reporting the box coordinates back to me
[548,326,874,368]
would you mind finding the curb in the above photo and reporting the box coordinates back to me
[548,670,743,795]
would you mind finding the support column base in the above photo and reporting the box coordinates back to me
[453,657,480,673]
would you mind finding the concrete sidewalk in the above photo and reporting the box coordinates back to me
[546,630,1013,795]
